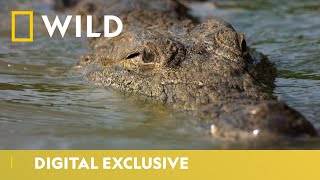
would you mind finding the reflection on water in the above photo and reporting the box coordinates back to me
[0,0,320,149]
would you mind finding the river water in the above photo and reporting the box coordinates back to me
[0,0,319,149]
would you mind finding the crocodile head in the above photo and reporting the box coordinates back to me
[77,9,317,140]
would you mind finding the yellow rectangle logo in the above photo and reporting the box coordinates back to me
[11,11,34,42]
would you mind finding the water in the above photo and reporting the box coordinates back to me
[0,0,319,149]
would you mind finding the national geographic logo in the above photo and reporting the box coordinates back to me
[11,11,34,42]
[11,11,123,42]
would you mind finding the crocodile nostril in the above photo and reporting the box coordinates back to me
[126,52,141,59]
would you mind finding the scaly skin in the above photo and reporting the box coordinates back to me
[73,0,317,140]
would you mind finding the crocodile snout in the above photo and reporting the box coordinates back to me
[246,101,317,137]
[210,101,317,140]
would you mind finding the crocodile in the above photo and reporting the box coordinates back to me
[72,0,317,141]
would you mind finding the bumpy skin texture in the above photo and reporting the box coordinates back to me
[73,0,317,140]
[71,0,194,33]
[54,0,81,10]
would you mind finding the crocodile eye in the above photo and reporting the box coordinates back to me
[241,38,247,53]
[126,52,141,59]
[237,32,247,53]
[142,48,155,63]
